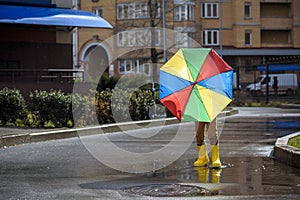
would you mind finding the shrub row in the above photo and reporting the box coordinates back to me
[0,87,164,128]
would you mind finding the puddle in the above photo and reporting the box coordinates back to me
[123,183,211,197]
[77,156,300,197]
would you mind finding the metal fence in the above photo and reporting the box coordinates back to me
[0,68,84,83]
[232,56,300,104]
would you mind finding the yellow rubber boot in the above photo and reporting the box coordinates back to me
[211,143,222,169]
[194,144,209,167]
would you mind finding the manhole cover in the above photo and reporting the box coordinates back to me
[123,184,211,197]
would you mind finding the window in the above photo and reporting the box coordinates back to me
[174,4,194,21]
[118,59,133,74]
[202,3,218,18]
[118,59,150,76]
[175,32,195,48]
[202,30,219,46]
[142,63,150,75]
[244,2,252,19]
[135,3,148,18]
[137,63,150,75]
[117,2,160,19]
[92,7,103,17]
[117,4,129,19]
[118,29,161,47]
[245,30,252,46]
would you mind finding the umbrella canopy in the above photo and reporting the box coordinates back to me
[0,4,112,28]
[159,48,233,122]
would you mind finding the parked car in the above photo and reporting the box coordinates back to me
[246,73,298,96]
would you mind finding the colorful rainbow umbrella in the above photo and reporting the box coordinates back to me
[159,48,233,122]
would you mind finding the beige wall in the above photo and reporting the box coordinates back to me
[56,31,72,44]
[293,27,300,48]
[78,0,300,55]
[78,0,116,61]
[292,0,300,48]
[77,0,300,77]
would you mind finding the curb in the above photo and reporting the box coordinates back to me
[0,109,238,148]
[278,104,300,109]
[0,118,180,148]
[274,131,300,168]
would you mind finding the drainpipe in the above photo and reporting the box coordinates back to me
[163,0,167,63]
[72,0,79,69]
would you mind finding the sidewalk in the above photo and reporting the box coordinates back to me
[0,109,238,148]
[1,107,300,199]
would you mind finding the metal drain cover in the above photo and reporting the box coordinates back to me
[123,184,211,197]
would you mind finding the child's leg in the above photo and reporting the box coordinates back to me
[195,122,206,145]
[207,119,218,145]
[207,119,221,168]
[194,122,209,167]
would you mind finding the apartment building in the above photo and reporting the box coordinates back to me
[78,0,300,85]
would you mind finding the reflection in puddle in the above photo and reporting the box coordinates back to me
[123,183,211,197]
[133,116,300,197]
[146,156,300,196]
[194,168,222,183]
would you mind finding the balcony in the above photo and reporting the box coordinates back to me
[261,18,292,30]
[261,30,292,48]
[0,68,84,83]
[260,0,292,3]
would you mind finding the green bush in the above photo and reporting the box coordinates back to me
[0,86,167,128]
[97,72,119,91]
[95,89,114,124]
[0,87,28,126]
[72,92,100,127]
[130,89,154,121]
[96,89,156,123]
[29,90,72,127]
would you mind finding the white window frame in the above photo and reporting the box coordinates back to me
[175,32,187,47]
[244,2,252,19]
[140,3,148,18]
[117,2,160,20]
[245,30,252,46]
[92,7,103,17]
[118,59,150,76]
[174,4,194,21]
[117,29,161,47]
[142,63,150,75]
[118,59,134,74]
[175,32,195,48]
[202,3,218,18]
[117,4,129,19]
[153,29,161,46]
[202,30,219,46]
[128,31,136,47]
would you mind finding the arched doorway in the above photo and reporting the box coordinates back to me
[81,43,111,81]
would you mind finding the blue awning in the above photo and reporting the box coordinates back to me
[257,64,300,71]
[0,4,112,28]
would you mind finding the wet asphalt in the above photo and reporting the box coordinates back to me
[0,107,300,200]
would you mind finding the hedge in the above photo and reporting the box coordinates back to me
[0,88,165,128]
[0,87,28,126]
[29,90,72,127]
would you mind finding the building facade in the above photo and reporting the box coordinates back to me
[0,0,112,96]
[0,0,74,96]
[77,0,300,86]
